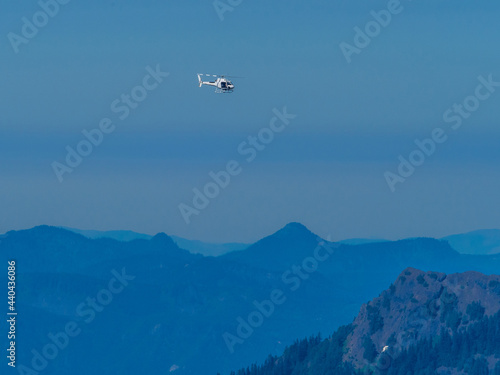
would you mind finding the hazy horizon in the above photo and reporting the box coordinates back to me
[2,221,499,245]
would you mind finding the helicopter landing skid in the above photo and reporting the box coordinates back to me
[215,88,234,94]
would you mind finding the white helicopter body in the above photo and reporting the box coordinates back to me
[197,74,236,93]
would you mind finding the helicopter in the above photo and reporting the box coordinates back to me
[197,74,240,93]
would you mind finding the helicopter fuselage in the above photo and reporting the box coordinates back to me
[198,74,235,93]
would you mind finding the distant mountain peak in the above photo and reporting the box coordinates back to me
[284,221,308,229]
[273,222,317,239]
[14,225,90,241]
[220,222,324,270]
[151,232,178,247]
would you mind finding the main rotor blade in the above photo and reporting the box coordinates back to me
[199,73,244,78]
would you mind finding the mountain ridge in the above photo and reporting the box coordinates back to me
[58,226,249,256]
[2,225,500,375]
[15,224,500,257]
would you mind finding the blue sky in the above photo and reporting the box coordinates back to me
[1,0,500,242]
